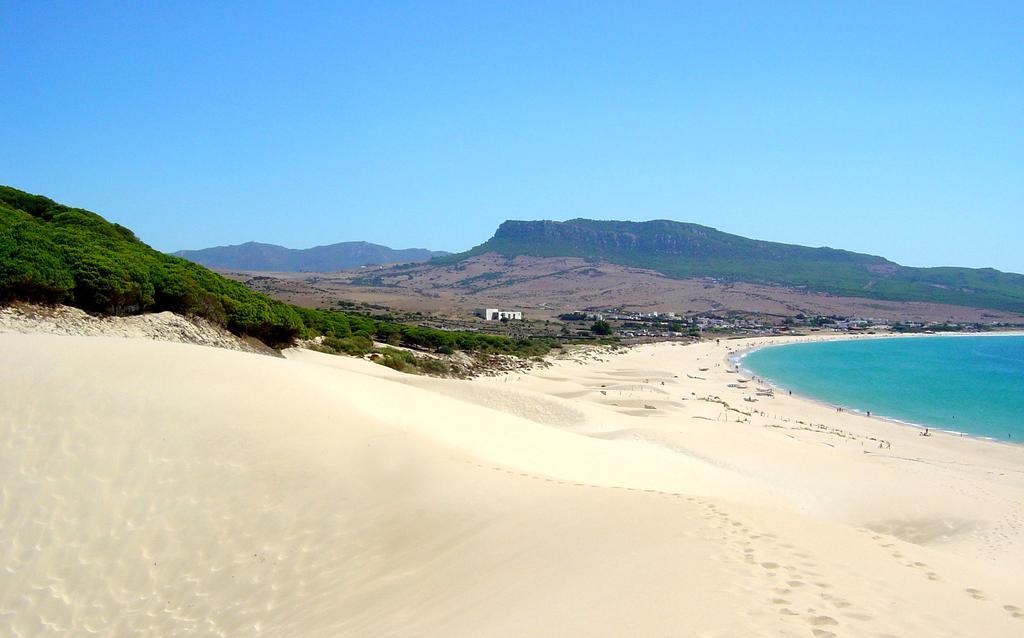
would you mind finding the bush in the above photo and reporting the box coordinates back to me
[370,347,452,376]
[0,210,74,304]
[374,347,416,372]
[417,358,451,375]
[322,334,373,356]
[590,320,613,335]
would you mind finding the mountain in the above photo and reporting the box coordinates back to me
[173,241,449,271]
[433,219,1024,314]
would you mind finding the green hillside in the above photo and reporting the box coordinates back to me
[441,219,1024,314]
[0,186,547,355]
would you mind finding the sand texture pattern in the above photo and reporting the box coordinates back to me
[1,333,1023,636]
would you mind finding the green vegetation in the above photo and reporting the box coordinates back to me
[373,347,452,375]
[0,186,550,356]
[0,186,303,345]
[434,219,1024,314]
[310,340,455,375]
[320,334,374,356]
[590,320,613,335]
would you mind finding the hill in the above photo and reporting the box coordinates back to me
[436,219,1024,314]
[173,241,448,271]
[0,186,547,356]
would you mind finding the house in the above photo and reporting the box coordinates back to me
[475,308,523,321]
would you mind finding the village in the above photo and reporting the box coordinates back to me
[468,306,1022,341]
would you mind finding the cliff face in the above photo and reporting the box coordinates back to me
[490,219,889,263]
[442,218,1024,313]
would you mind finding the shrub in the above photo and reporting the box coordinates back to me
[322,334,373,356]
[417,358,451,375]
[374,347,416,372]
[590,320,613,335]
[0,210,74,304]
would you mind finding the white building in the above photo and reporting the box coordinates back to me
[476,308,523,321]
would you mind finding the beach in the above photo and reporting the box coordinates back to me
[2,331,1023,636]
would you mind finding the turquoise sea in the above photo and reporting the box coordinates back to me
[741,335,1024,442]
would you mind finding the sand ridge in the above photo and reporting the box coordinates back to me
[1,332,1023,636]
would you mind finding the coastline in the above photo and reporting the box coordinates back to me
[733,333,1024,446]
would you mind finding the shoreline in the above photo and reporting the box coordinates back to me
[730,333,1024,448]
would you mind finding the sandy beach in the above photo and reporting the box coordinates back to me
[2,331,1023,636]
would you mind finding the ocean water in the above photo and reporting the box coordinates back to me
[741,335,1024,442]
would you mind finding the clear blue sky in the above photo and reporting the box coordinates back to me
[2,1,1021,272]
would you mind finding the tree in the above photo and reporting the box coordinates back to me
[590,320,612,336]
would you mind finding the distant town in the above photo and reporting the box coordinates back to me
[465,305,1023,341]
[327,298,1024,345]
[555,309,1023,339]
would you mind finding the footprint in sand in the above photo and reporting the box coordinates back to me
[760,562,780,570]
[966,588,986,600]
[845,611,872,621]
[806,615,839,627]
[812,630,836,638]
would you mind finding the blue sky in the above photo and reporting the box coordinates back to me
[2,1,1021,271]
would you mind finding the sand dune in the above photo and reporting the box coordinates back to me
[2,333,1023,636]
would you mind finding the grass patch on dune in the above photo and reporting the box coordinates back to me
[311,339,454,376]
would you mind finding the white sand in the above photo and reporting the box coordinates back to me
[0,304,270,354]
[2,332,1023,636]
